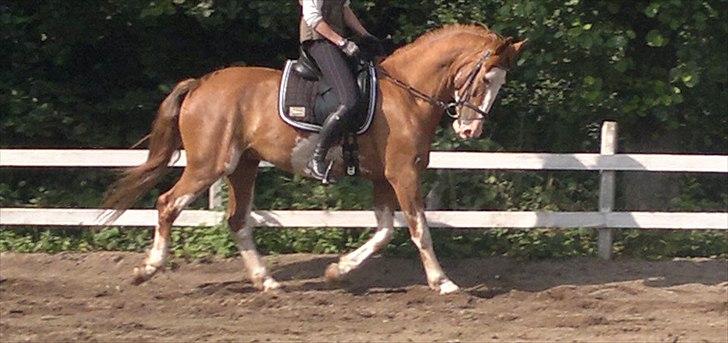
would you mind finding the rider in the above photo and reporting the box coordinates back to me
[300,0,381,183]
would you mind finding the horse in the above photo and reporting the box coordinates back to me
[102,24,526,295]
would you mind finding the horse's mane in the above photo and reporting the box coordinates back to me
[387,24,505,60]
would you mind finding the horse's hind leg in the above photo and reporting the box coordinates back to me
[226,158,281,291]
[325,180,397,281]
[132,165,223,284]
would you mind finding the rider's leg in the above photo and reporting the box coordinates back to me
[309,104,346,181]
[305,40,359,182]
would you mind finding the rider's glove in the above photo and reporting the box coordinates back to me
[362,33,385,57]
[338,39,360,57]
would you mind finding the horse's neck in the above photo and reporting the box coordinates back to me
[381,41,469,103]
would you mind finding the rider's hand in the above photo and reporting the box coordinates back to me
[362,33,385,57]
[338,39,360,57]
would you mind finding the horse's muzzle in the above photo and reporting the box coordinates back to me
[452,119,483,139]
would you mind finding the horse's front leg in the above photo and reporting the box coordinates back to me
[387,164,460,294]
[325,180,397,281]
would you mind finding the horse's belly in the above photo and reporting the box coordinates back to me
[259,133,379,180]
[288,134,345,177]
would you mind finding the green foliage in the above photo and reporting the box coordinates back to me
[0,227,149,253]
[171,225,237,258]
[615,229,728,260]
[1,1,726,259]
[2,226,725,260]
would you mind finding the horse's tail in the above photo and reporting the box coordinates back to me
[100,78,199,225]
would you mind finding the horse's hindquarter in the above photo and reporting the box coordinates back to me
[179,66,308,173]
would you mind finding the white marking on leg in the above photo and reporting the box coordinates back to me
[234,226,266,277]
[172,194,194,212]
[410,212,460,294]
[143,193,194,274]
[337,206,394,274]
[146,232,168,268]
[232,200,280,291]
[141,226,169,278]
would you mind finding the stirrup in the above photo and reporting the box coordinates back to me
[308,159,336,184]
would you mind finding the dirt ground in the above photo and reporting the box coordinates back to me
[0,252,726,342]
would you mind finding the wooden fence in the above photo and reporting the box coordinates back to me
[1,122,726,259]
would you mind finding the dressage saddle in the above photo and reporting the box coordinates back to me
[283,47,376,131]
[292,47,322,82]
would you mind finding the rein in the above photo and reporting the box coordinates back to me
[375,50,493,120]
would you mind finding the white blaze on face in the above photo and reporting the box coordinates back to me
[453,67,507,139]
[480,68,507,114]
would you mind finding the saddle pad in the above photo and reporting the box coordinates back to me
[278,60,377,135]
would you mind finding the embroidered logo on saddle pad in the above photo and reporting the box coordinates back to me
[278,60,378,135]
[289,106,307,119]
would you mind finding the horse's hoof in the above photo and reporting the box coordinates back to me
[252,276,282,292]
[439,280,460,295]
[324,263,342,282]
[131,265,160,285]
[131,266,151,285]
[263,278,282,292]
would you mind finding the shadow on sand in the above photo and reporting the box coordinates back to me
[256,254,728,298]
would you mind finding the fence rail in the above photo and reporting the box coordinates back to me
[1,208,725,230]
[1,122,726,259]
[2,149,726,172]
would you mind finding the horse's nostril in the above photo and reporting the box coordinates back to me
[463,129,472,137]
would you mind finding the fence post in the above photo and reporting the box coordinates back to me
[598,121,618,259]
[208,179,223,210]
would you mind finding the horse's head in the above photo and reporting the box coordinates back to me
[451,37,526,139]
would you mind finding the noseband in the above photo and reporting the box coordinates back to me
[377,50,494,121]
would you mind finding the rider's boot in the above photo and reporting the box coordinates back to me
[308,105,346,184]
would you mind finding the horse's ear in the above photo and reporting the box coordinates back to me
[511,39,528,55]
[496,37,514,54]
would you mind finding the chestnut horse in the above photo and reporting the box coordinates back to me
[103,24,525,295]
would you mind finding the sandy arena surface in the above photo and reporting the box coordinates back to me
[0,252,726,342]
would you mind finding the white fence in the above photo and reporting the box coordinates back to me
[1,122,726,259]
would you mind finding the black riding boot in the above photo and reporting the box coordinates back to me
[309,105,347,184]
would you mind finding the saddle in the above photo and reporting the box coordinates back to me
[278,48,378,177]
[278,48,378,135]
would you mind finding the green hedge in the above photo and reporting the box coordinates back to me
[1,1,726,258]
[2,225,725,261]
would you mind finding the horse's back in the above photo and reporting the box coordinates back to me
[181,66,282,114]
[194,66,281,92]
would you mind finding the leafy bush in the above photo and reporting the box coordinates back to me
[1,1,726,259]
[2,225,725,260]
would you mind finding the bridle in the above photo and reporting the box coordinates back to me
[376,50,495,121]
